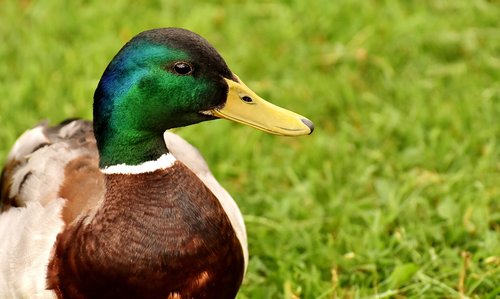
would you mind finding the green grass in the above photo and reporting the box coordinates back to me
[1,0,499,298]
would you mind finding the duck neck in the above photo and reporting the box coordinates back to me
[96,128,168,168]
[93,81,171,168]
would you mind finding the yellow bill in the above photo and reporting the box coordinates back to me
[209,75,314,136]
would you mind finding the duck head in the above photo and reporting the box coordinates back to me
[94,28,313,168]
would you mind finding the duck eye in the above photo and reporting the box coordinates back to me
[173,62,193,75]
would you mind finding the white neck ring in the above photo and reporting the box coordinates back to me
[101,153,177,175]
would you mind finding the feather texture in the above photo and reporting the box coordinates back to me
[0,120,247,298]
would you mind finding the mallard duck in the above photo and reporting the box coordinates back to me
[0,28,313,299]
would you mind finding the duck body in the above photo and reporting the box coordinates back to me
[1,121,246,299]
[0,28,313,298]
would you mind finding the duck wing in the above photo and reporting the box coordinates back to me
[1,120,103,224]
[0,119,101,298]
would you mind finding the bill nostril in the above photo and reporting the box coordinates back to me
[241,96,253,103]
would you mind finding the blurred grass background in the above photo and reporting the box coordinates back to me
[1,0,499,298]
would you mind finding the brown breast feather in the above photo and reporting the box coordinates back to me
[48,162,244,299]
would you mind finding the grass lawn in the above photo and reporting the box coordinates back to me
[1,0,499,298]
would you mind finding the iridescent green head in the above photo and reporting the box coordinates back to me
[94,28,313,168]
